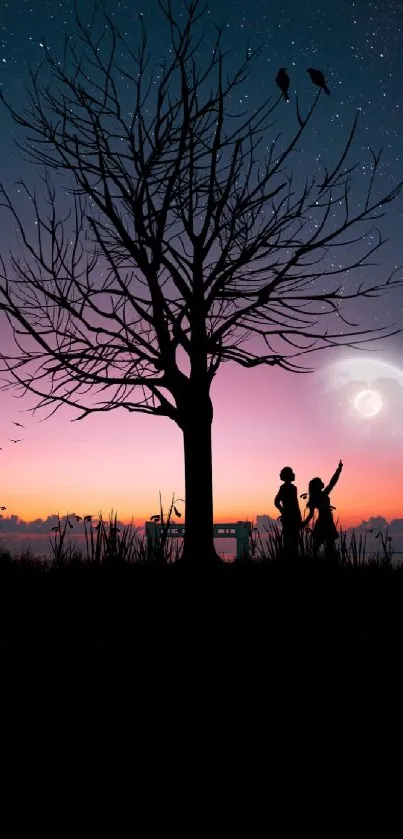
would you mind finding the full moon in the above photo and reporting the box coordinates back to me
[318,357,403,437]
[353,389,383,417]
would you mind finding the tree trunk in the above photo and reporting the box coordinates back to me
[181,391,222,566]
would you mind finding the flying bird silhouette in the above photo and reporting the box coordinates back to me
[307,67,330,95]
[276,67,290,101]
[12,421,25,428]
[9,438,23,443]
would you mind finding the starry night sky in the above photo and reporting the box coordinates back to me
[0,0,402,545]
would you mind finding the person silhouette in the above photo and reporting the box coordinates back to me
[274,466,302,557]
[301,460,343,559]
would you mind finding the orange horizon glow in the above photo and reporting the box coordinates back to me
[2,497,401,534]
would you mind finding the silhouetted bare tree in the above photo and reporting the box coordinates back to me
[0,1,401,563]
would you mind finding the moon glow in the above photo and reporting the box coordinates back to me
[353,389,383,417]
[318,357,403,438]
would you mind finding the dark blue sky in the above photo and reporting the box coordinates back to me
[0,0,402,346]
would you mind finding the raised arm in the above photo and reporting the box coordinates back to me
[323,460,343,495]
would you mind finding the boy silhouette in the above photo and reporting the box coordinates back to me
[274,467,302,557]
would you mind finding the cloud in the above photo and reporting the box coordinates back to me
[255,513,403,554]
[0,514,60,534]
[0,513,142,557]
[338,517,403,551]
[255,515,279,529]
[386,519,403,534]
[1,512,403,559]
[351,516,389,531]
[0,513,132,534]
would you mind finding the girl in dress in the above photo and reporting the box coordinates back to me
[301,460,343,558]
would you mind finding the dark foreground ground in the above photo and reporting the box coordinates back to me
[2,556,402,788]
[1,556,402,693]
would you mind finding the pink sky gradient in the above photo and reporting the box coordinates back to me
[1,348,402,530]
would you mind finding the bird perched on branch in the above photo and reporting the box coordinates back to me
[307,67,330,95]
[276,67,290,101]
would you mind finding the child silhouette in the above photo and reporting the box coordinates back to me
[301,460,343,558]
[274,466,302,557]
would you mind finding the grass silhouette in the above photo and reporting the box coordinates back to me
[1,512,396,569]
[1,507,402,702]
